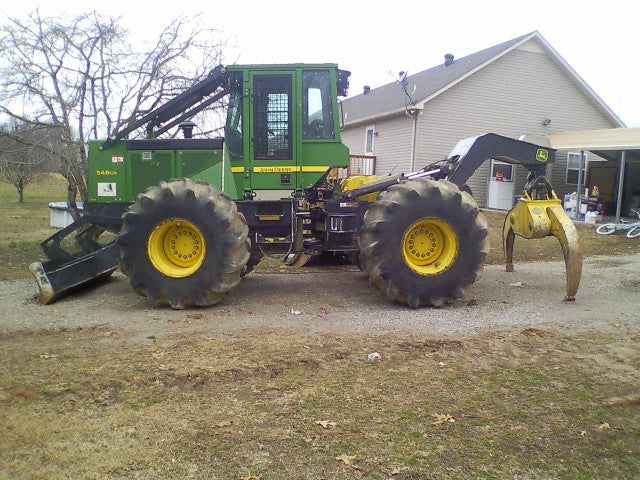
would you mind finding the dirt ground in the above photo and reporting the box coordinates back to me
[1,254,640,479]
[2,253,639,339]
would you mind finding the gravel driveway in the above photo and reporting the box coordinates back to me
[1,253,639,341]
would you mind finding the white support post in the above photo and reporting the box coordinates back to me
[615,150,626,223]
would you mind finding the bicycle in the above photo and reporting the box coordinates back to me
[595,209,640,238]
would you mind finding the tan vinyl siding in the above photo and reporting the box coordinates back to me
[414,45,615,205]
[342,114,415,175]
[342,39,618,205]
[340,127,362,154]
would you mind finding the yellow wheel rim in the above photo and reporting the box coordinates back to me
[402,218,458,275]
[147,218,206,278]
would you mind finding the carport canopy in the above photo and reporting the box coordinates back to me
[545,127,640,223]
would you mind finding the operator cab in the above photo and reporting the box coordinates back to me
[223,64,351,200]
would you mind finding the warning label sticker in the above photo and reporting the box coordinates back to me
[97,182,117,197]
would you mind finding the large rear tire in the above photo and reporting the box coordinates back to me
[358,178,489,307]
[117,179,249,309]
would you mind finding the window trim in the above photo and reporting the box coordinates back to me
[364,126,375,154]
[302,70,336,140]
[565,152,586,185]
[490,159,514,182]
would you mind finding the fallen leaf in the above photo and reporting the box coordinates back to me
[335,454,357,466]
[599,422,610,430]
[39,353,59,359]
[390,466,409,475]
[521,328,545,337]
[603,393,640,405]
[13,388,37,399]
[315,420,337,428]
[431,413,455,425]
[580,430,587,436]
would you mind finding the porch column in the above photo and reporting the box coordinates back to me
[615,150,627,223]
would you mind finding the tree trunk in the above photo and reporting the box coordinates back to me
[66,176,80,219]
[18,177,24,203]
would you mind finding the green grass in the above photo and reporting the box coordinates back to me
[0,175,68,280]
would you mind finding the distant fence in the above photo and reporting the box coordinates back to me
[327,154,376,184]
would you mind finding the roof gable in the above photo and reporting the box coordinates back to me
[343,32,623,128]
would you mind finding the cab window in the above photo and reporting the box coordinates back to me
[224,85,243,159]
[253,75,292,159]
[303,70,335,139]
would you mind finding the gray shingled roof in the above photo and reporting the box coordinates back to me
[342,32,533,125]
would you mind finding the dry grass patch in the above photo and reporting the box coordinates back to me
[1,327,639,479]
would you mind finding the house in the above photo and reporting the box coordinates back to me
[340,31,626,210]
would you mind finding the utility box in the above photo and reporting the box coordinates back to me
[49,202,84,228]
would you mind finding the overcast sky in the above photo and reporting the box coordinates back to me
[2,0,639,127]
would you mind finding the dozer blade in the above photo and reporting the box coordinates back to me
[29,242,119,304]
[503,191,583,301]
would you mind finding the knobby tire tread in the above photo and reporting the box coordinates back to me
[358,178,489,307]
[117,178,249,309]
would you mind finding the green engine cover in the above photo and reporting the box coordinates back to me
[87,139,237,203]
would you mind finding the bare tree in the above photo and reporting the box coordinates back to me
[0,10,230,217]
[0,124,44,202]
[0,122,71,202]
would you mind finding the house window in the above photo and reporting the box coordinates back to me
[365,126,375,154]
[491,160,514,181]
[565,152,586,185]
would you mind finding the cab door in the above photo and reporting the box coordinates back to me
[249,72,297,198]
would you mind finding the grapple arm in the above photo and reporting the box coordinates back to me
[503,177,583,301]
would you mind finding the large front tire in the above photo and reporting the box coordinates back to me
[358,178,489,307]
[117,179,249,309]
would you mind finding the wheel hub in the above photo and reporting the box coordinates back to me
[402,218,458,275]
[148,219,206,278]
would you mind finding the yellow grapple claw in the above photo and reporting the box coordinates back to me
[503,189,583,301]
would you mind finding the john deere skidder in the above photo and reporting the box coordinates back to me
[30,64,582,308]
